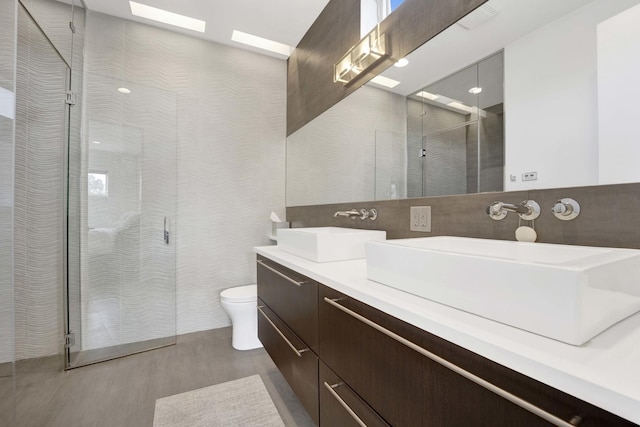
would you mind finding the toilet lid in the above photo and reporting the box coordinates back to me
[220,284,257,303]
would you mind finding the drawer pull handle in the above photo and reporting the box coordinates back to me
[324,382,368,427]
[257,260,307,287]
[257,306,309,358]
[323,297,582,427]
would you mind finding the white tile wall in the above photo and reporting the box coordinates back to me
[84,12,286,337]
[286,85,406,206]
[0,0,16,367]
[13,5,68,360]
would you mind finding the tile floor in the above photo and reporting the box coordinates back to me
[9,327,314,427]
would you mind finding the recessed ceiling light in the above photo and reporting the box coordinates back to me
[370,75,401,88]
[117,87,131,94]
[468,87,483,94]
[129,1,206,33]
[231,30,293,57]
[92,141,101,144]
[394,58,409,68]
[416,91,439,101]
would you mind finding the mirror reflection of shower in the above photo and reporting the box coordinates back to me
[361,0,406,37]
[408,51,504,198]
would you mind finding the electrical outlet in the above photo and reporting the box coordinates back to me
[522,171,538,181]
[410,206,431,232]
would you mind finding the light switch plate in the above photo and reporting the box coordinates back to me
[410,206,431,232]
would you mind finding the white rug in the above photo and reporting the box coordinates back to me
[153,375,285,427]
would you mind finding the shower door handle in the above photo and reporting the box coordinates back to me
[163,217,170,245]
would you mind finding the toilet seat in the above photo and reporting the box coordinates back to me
[221,284,257,303]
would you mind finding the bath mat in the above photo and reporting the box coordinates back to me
[153,374,285,427]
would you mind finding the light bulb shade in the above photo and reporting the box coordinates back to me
[334,53,354,83]
[334,26,388,85]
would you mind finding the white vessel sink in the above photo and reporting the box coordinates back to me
[277,227,386,262]
[366,236,640,345]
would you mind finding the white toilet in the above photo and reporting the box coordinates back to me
[220,284,263,350]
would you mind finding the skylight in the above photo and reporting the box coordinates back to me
[129,2,206,33]
[370,75,401,88]
[231,30,293,58]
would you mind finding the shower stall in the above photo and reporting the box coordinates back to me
[65,31,178,368]
[67,73,178,367]
[406,51,504,198]
[4,0,177,373]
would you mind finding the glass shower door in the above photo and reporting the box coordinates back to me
[67,76,177,368]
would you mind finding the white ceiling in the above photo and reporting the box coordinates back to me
[81,0,330,59]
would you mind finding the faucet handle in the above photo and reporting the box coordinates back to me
[487,202,508,220]
[552,198,580,220]
[359,208,378,221]
[518,200,540,221]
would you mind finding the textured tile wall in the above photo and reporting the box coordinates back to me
[406,98,470,197]
[0,1,16,410]
[12,0,84,361]
[287,182,640,249]
[477,105,504,193]
[84,12,286,336]
[287,85,405,206]
[14,4,70,361]
[374,129,407,200]
[19,0,75,64]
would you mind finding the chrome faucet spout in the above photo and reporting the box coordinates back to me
[497,203,531,215]
[333,209,378,221]
[334,210,360,218]
[486,200,540,221]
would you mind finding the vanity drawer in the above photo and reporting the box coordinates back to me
[257,300,319,425]
[257,256,318,352]
[319,285,635,427]
[320,361,390,427]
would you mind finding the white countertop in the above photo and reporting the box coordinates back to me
[255,246,640,424]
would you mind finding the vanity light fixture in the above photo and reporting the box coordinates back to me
[468,87,483,94]
[394,58,409,67]
[334,25,388,86]
[129,2,206,33]
[370,75,400,88]
[231,30,293,57]
[117,87,131,94]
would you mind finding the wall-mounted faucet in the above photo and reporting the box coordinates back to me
[334,208,378,221]
[486,200,540,221]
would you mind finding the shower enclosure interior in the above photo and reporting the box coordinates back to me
[408,51,504,198]
[8,0,177,371]
[66,53,178,367]
[68,74,178,367]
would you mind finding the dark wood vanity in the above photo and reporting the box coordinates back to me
[257,255,637,427]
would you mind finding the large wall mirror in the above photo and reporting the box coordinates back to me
[286,0,640,207]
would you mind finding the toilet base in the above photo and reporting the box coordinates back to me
[221,297,263,351]
[220,285,262,350]
[232,333,263,351]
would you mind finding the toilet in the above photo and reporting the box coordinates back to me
[220,284,263,350]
